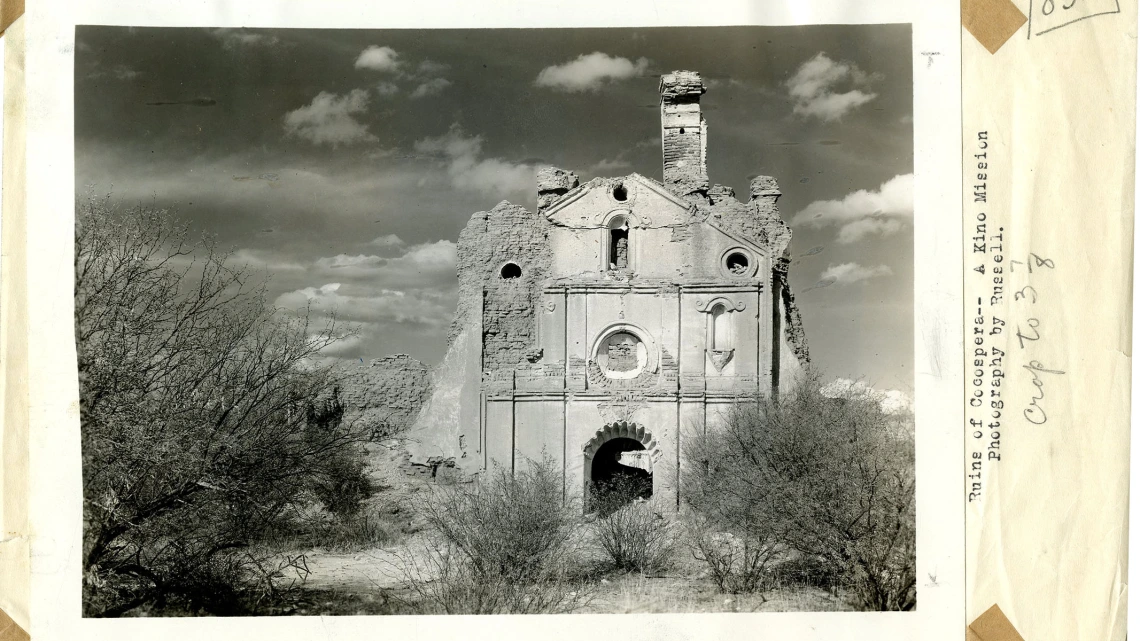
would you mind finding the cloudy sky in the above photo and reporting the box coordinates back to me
[75,25,913,389]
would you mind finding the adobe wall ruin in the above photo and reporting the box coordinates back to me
[338,354,430,436]
[392,70,811,479]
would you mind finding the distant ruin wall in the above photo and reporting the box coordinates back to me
[339,354,430,436]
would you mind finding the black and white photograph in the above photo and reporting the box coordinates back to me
[74,24,917,617]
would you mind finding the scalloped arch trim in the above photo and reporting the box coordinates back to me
[583,421,659,460]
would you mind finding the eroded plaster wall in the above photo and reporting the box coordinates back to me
[408,200,554,471]
[471,202,554,370]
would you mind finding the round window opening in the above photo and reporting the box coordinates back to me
[725,252,750,276]
[612,185,628,201]
[500,262,522,279]
[679,127,686,134]
[596,331,648,379]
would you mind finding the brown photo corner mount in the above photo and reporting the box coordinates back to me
[0,0,21,37]
[0,607,29,641]
[968,605,1026,641]
[962,0,1029,53]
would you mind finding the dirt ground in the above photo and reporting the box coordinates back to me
[253,450,858,616]
[259,537,855,616]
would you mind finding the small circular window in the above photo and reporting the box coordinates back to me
[500,262,522,279]
[612,185,628,201]
[725,252,750,275]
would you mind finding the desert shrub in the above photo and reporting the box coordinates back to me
[305,393,377,518]
[682,402,785,597]
[425,454,579,582]
[395,454,593,614]
[683,515,781,595]
[316,511,396,551]
[590,477,676,574]
[77,196,378,616]
[264,508,397,554]
[394,538,590,615]
[682,370,916,610]
[84,546,310,617]
[769,554,843,591]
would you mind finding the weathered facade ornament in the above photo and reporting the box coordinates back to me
[707,348,734,371]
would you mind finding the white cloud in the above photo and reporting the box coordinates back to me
[307,241,458,288]
[534,52,650,92]
[410,78,452,99]
[356,48,452,99]
[414,125,480,159]
[835,218,905,244]
[306,283,343,296]
[786,52,877,122]
[795,90,876,121]
[230,248,306,274]
[84,62,142,82]
[370,234,406,249]
[279,285,454,331]
[317,254,385,269]
[414,124,534,195]
[822,378,914,415]
[211,28,282,51]
[792,174,913,244]
[415,60,449,76]
[275,240,461,350]
[313,331,368,358]
[112,65,140,80]
[819,262,893,284]
[397,240,458,268]
[355,45,401,72]
[283,90,378,147]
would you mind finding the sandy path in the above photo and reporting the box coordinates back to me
[298,547,405,592]
[293,535,439,594]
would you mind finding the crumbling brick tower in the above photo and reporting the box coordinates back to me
[404,71,809,508]
[660,70,710,199]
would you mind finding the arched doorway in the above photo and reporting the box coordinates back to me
[583,422,658,513]
[590,437,652,511]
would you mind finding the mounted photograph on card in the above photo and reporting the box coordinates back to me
[73,24,917,617]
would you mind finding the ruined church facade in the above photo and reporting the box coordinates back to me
[407,71,809,505]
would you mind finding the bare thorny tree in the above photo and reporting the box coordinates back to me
[683,371,916,610]
[76,194,373,616]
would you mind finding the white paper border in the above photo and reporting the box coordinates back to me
[24,1,964,639]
